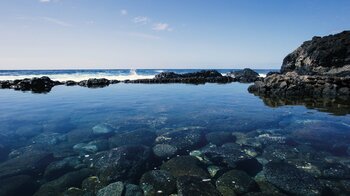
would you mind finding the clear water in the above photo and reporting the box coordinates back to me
[0,72,350,195]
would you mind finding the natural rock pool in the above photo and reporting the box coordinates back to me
[0,83,349,195]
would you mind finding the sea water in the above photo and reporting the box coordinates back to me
[0,70,349,195]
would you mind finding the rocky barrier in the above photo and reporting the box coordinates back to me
[249,31,350,100]
[0,69,260,92]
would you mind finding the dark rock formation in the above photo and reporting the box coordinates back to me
[0,76,61,93]
[126,70,234,84]
[249,72,350,98]
[281,31,350,76]
[227,68,260,83]
[160,156,209,178]
[249,31,350,101]
[78,78,111,88]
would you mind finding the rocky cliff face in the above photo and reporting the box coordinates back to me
[281,31,350,76]
[249,31,350,100]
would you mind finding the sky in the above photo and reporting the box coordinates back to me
[0,0,349,69]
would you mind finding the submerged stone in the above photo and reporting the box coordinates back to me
[205,131,236,146]
[216,170,258,195]
[34,168,92,196]
[264,161,323,195]
[0,175,38,196]
[140,170,176,196]
[176,176,221,196]
[97,181,124,196]
[152,144,178,159]
[92,123,115,135]
[161,156,209,179]
[81,176,104,195]
[0,150,54,178]
[155,129,204,153]
[44,156,84,180]
[124,184,143,196]
[88,145,151,183]
[109,129,156,148]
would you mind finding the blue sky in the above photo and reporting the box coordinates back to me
[0,0,349,69]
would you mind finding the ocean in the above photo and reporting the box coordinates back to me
[0,69,273,82]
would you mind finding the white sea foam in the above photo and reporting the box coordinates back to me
[0,73,155,82]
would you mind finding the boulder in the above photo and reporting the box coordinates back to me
[140,170,176,195]
[176,176,221,196]
[216,170,258,195]
[87,145,151,183]
[264,161,323,195]
[160,156,209,178]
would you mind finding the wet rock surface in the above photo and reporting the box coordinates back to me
[264,161,323,195]
[216,170,258,195]
[87,145,152,183]
[160,156,209,178]
[176,175,221,196]
[140,170,176,195]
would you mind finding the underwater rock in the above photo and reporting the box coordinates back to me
[109,129,156,148]
[0,150,54,178]
[34,168,92,196]
[155,129,205,153]
[205,131,236,146]
[15,125,43,138]
[92,123,115,135]
[200,143,261,173]
[321,163,350,179]
[0,175,38,196]
[73,139,109,154]
[81,176,104,195]
[124,184,143,196]
[97,181,124,196]
[32,132,67,145]
[88,145,151,183]
[160,156,209,178]
[152,144,178,159]
[140,170,176,196]
[264,161,323,195]
[176,175,221,196]
[63,187,85,196]
[44,156,85,180]
[262,144,299,161]
[216,170,258,195]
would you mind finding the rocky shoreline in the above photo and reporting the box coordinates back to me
[249,31,350,100]
[0,69,261,93]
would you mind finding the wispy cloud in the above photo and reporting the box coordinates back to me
[17,16,72,27]
[42,17,72,27]
[152,23,173,31]
[128,32,161,40]
[120,9,128,16]
[133,16,150,25]
[39,0,51,2]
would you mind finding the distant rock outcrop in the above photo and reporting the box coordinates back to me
[127,70,234,84]
[249,31,350,100]
[227,68,260,83]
